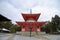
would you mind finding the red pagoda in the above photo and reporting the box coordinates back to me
[16,13,46,32]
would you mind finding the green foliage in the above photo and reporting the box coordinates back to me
[0,21,20,33]
[0,21,12,29]
[45,15,60,33]
[58,24,60,30]
[9,25,20,33]
[52,15,60,31]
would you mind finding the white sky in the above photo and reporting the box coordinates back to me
[0,0,60,24]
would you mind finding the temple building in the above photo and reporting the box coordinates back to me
[0,14,11,21]
[0,14,11,32]
[16,13,46,32]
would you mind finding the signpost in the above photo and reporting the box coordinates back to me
[30,9,32,37]
[30,25,32,37]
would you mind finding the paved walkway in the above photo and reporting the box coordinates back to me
[0,33,41,40]
[0,33,60,40]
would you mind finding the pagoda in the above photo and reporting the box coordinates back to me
[16,11,46,32]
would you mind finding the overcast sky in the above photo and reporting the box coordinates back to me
[0,0,60,24]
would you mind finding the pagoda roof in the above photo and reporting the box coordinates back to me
[16,22,46,27]
[22,13,40,21]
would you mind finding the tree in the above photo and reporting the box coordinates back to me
[52,15,60,31]
[45,15,60,33]
[9,25,20,33]
[0,21,12,30]
[0,21,20,33]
